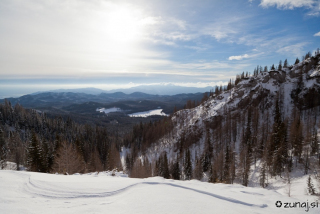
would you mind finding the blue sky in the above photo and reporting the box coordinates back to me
[0,0,319,97]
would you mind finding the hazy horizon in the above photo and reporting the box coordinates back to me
[0,82,222,98]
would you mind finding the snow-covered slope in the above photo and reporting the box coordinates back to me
[144,55,320,162]
[1,170,319,214]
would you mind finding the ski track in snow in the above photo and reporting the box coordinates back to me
[24,175,267,208]
[2,170,320,213]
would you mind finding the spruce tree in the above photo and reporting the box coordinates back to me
[259,161,267,188]
[172,157,180,180]
[307,175,316,195]
[310,128,318,155]
[162,152,170,179]
[223,146,230,183]
[27,132,45,172]
[270,99,287,176]
[278,60,282,71]
[0,128,7,169]
[271,64,275,70]
[184,149,192,180]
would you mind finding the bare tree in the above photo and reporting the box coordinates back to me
[52,141,85,174]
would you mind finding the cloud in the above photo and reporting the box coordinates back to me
[276,42,308,56]
[259,0,315,10]
[228,54,250,60]
[314,32,320,36]
[174,60,236,70]
[200,17,246,41]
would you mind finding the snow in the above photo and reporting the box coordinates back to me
[96,107,122,114]
[1,170,319,213]
[310,69,320,77]
[129,109,168,117]
[97,107,168,117]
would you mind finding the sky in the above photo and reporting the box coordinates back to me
[0,0,320,97]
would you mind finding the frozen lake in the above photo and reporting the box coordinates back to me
[97,107,168,117]
[96,107,122,114]
[129,109,168,117]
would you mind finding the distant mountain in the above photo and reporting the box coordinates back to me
[107,84,213,95]
[0,90,207,115]
[32,87,106,95]
[29,84,213,97]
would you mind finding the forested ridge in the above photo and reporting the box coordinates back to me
[123,50,320,191]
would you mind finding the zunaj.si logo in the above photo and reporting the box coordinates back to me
[275,200,319,212]
[275,201,282,208]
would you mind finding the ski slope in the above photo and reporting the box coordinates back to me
[1,170,319,213]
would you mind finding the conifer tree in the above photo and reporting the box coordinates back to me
[310,128,318,156]
[184,149,192,180]
[271,64,275,70]
[42,141,54,173]
[223,145,230,183]
[202,151,212,173]
[291,116,303,161]
[304,149,310,175]
[27,132,45,172]
[172,156,180,180]
[278,60,282,71]
[162,152,170,179]
[270,99,287,176]
[307,175,316,195]
[259,160,267,188]
[0,128,8,169]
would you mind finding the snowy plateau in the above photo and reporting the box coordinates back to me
[0,169,319,214]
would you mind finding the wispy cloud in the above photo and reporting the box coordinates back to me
[200,17,246,41]
[259,0,315,9]
[173,60,245,70]
[228,54,249,60]
[307,1,320,16]
[276,42,308,56]
[314,31,320,36]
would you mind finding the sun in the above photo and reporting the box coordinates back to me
[104,6,143,43]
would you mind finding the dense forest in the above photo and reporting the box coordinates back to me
[0,102,122,174]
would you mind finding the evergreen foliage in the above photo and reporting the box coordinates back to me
[27,132,45,172]
[184,149,192,180]
[307,175,316,195]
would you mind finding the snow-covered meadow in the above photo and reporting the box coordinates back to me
[0,169,319,214]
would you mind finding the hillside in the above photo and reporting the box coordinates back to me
[123,52,320,195]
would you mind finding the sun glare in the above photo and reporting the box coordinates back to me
[104,7,143,42]
[92,4,157,64]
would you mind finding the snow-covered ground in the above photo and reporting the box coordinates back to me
[129,109,168,117]
[1,170,319,214]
